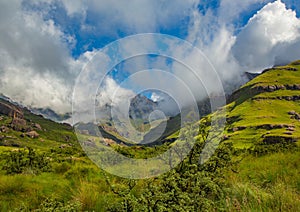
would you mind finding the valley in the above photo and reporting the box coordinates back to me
[0,61,299,211]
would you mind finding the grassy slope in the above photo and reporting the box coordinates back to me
[222,62,300,211]
[225,62,300,148]
[0,61,299,211]
[164,61,300,211]
[0,104,111,211]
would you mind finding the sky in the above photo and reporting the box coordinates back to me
[0,0,300,116]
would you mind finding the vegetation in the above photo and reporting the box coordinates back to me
[0,61,299,211]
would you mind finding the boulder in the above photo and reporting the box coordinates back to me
[0,125,9,133]
[82,140,97,148]
[33,123,42,130]
[287,127,295,131]
[26,131,39,139]
[223,135,229,140]
[288,111,300,120]
[11,118,27,126]
[59,144,69,149]
[103,138,116,146]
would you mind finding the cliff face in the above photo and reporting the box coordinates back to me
[0,100,24,119]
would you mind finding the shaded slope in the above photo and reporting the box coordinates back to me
[0,98,78,150]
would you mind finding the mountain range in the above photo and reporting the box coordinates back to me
[0,60,299,210]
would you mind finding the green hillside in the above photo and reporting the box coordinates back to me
[219,61,300,211]
[0,61,299,211]
[225,61,300,148]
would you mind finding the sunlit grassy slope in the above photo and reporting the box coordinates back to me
[224,61,300,148]
[0,61,299,211]
[213,61,300,211]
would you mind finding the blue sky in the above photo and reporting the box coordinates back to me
[22,0,299,57]
[0,0,300,113]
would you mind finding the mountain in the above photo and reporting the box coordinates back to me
[95,94,213,145]
[0,97,77,149]
[129,94,158,120]
[30,108,71,123]
[0,61,299,211]
[224,60,300,148]
[155,60,300,211]
[0,94,71,123]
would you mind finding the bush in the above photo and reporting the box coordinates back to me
[52,162,71,174]
[251,141,298,156]
[108,142,234,211]
[2,147,51,175]
[34,198,81,212]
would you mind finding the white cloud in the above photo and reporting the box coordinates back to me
[56,0,198,35]
[60,0,87,16]
[232,0,300,71]
[0,2,81,113]
[1,0,300,119]
[96,77,135,109]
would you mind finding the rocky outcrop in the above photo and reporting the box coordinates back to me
[252,96,300,101]
[228,84,300,103]
[25,131,40,139]
[229,124,295,132]
[256,124,294,130]
[11,118,27,132]
[0,101,24,119]
[251,84,300,93]
[263,135,297,144]
[288,111,300,120]
[0,100,28,132]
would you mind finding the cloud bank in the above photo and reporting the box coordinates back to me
[0,0,299,117]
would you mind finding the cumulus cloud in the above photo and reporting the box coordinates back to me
[0,0,83,113]
[1,0,300,120]
[232,0,300,72]
[186,0,300,90]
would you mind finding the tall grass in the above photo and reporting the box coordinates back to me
[224,151,300,211]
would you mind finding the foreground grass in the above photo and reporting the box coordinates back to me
[0,143,299,211]
[0,61,299,211]
[224,151,300,211]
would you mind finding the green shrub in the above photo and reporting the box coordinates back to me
[34,198,81,212]
[52,162,71,174]
[251,141,298,156]
[2,147,51,175]
[108,142,234,211]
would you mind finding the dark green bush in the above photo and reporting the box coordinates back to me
[2,147,51,175]
[108,142,234,211]
[34,198,81,212]
[251,141,298,156]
